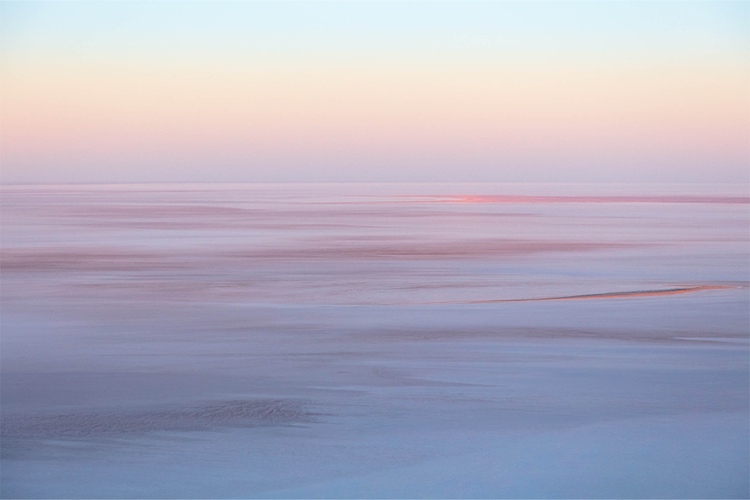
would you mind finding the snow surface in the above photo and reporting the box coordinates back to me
[1,183,748,498]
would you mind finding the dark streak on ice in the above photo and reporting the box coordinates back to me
[1,400,314,438]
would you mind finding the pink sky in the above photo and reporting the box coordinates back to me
[2,2,748,184]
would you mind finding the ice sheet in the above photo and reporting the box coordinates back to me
[1,183,748,498]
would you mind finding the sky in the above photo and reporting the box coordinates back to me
[1,1,748,184]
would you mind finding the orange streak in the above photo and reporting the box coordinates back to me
[400,195,750,205]
[429,285,732,305]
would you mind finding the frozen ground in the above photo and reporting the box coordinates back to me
[1,183,748,498]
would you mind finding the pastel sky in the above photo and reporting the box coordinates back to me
[1,1,748,184]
